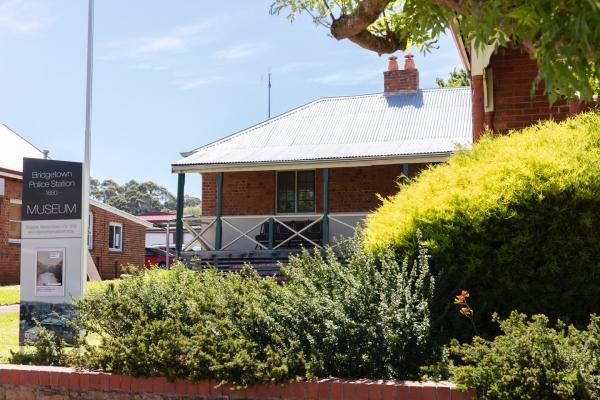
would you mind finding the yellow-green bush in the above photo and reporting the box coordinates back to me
[365,110,600,339]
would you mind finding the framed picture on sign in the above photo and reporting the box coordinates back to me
[35,248,65,297]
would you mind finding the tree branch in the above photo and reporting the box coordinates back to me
[347,29,407,55]
[330,0,394,40]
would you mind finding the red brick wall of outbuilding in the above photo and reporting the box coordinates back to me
[200,163,430,216]
[89,204,146,280]
[0,177,23,284]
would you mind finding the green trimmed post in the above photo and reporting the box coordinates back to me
[215,172,223,250]
[268,217,274,250]
[402,163,410,185]
[322,168,329,246]
[175,173,185,256]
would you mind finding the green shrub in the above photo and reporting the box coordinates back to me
[74,233,436,385]
[364,111,600,339]
[9,323,71,366]
[451,312,600,399]
[282,231,435,379]
[75,264,309,387]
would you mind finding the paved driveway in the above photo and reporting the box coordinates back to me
[0,304,18,314]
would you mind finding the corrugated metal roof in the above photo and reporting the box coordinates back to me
[0,124,44,173]
[173,87,472,171]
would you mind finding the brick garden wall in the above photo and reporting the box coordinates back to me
[0,176,23,284]
[0,365,474,400]
[201,164,430,216]
[490,46,570,133]
[89,204,146,280]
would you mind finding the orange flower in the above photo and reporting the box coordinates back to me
[460,307,471,317]
[454,290,470,305]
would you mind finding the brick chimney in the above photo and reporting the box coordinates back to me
[383,54,419,93]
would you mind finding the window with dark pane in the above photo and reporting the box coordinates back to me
[109,223,122,251]
[297,170,315,212]
[277,171,295,213]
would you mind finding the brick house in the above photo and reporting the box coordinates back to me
[0,124,153,284]
[171,42,592,263]
[449,30,579,139]
[171,55,472,259]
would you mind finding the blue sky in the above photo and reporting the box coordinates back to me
[0,0,462,195]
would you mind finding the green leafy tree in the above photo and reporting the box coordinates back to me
[90,179,178,215]
[436,68,469,88]
[271,0,600,100]
[184,194,201,207]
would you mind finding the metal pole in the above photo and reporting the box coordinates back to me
[215,172,223,250]
[165,221,170,268]
[81,0,94,292]
[175,173,186,256]
[322,168,329,246]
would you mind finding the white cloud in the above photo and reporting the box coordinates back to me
[132,62,169,72]
[104,22,211,60]
[311,67,381,85]
[274,61,326,74]
[174,76,226,91]
[0,0,52,36]
[215,43,266,61]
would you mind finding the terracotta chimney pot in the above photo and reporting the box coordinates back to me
[404,53,415,70]
[387,56,399,71]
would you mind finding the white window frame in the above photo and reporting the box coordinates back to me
[87,212,94,250]
[8,198,22,244]
[108,222,123,252]
[275,170,316,214]
[0,178,5,196]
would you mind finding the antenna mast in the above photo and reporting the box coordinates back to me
[267,72,272,119]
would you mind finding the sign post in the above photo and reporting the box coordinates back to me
[19,158,84,344]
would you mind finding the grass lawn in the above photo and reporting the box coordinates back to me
[0,311,19,363]
[0,285,20,306]
[0,280,114,308]
[0,280,116,363]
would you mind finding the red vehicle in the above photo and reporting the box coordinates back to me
[144,247,175,269]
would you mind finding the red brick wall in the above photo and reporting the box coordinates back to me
[202,171,276,216]
[490,46,570,132]
[0,177,23,284]
[89,204,146,280]
[329,164,427,213]
[383,69,419,92]
[0,365,474,399]
[201,164,430,216]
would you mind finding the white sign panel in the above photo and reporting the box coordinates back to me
[20,158,84,345]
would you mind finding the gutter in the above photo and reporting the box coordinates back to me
[170,152,459,174]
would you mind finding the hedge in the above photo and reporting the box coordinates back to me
[364,110,600,339]
[71,235,436,386]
